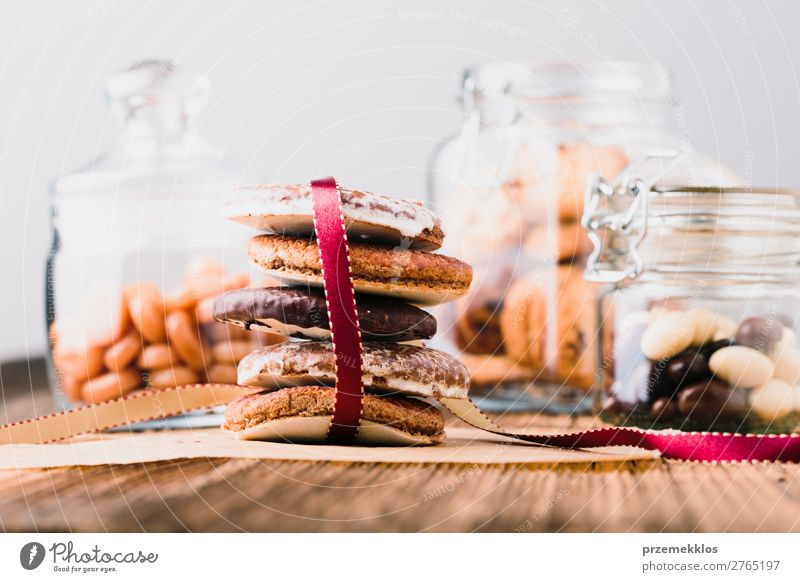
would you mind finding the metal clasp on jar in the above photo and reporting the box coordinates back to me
[581,151,682,284]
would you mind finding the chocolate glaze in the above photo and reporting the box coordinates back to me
[214,286,436,342]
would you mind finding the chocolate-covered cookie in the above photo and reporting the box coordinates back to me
[214,286,436,342]
[237,340,469,399]
[224,386,445,446]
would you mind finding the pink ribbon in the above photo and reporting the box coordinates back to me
[310,176,800,462]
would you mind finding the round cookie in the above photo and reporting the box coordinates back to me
[499,266,597,390]
[224,183,444,251]
[548,267,597,390]
[557,142,630,221]
[499,272,545,367]
[522,220,594,263]
[214,286,436,342]
[454,297,505,355]
[237,341,469,399]
[223,386,445,446]
[248,235,472,305]
[461,353,536,387]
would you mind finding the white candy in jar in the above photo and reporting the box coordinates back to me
[775,327,797,352]
[708,345,774,389]
[712,316,738,341]
[639,312,694,360]
[749,378,795,420]
[771,345,800,385]
[687,308,723,346]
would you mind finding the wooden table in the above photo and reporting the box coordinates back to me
[2,359,799,533]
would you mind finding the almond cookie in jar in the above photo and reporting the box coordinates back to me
[46,61,279,427]
[429,60,740,413]
[585,163,800,434]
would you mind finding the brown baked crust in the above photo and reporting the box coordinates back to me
[422,224,445,250]
[522,220,594,263]
[554,267,595,389]
[223,386,445,441]
[461,353,536,386]
[499,266,596,390]
[454,297,504,354]
[557,143,630,221]
[499,272,544,366]
[248,235,472,290]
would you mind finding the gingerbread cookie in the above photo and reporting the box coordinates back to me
[557,142,630,221]
[499,271,546,367]
[224,183,444,251]
[454,297,505,354]
[237,340,469,400]
[248,235,472,305]
[522,220,593,263]
[461,353,536,387]
[224,386,444,445]
[499,266,597,390]
[214,286,436,342]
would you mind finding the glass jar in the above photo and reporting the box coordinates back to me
[585,164,800,434]
[429,60,741,413]
[45,61,273,427]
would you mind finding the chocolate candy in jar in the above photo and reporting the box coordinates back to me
[587,172,800,434]
[734,316,784,352]
[46,61,265,427]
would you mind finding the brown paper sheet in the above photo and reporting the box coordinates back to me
[0,426,659,470]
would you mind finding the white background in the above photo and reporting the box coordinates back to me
[0,0,798,361]
[1,533,798,581]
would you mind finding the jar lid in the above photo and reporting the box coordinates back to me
[461,60,672,102]
[55,61,252,199]
[582,155,800,285]
[458,60,677,136]
[105,60,210,137]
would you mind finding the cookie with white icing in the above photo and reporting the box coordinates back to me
[213,286,436,342]
[224,183,445,251]
[237,341,469,400]
[223,386,444,446]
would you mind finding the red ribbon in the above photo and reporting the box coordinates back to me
[311,177,364,444]
[310,176,800,461]
[489,425,800,463]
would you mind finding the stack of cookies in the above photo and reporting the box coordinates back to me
[214,184,473,445]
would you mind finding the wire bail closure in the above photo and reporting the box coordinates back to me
[581,150,682,284]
